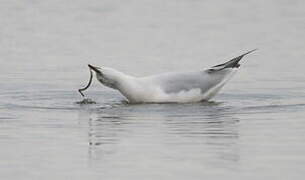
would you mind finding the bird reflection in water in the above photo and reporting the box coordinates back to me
[85,101,240,170]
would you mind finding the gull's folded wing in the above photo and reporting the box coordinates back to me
[207,49,257,73]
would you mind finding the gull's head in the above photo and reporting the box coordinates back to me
[88,64,128,89]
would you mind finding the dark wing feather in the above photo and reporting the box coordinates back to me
[207,49,257,73]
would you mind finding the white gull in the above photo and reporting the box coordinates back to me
[86,50,256,103]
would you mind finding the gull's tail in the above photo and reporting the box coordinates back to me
[207,49,257,72]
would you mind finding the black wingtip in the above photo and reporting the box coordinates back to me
[225,49,257,68]
[241,49,258,57]
[230,49,257,62]
[208,49,257,72]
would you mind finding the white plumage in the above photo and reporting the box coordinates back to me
[87,50,256,103]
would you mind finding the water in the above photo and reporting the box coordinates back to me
[1,0,305,179]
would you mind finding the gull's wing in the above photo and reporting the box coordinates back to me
[207,49,257,73]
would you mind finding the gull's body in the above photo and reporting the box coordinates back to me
[88,50,256,103]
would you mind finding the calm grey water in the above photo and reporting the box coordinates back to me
[1,0,305,179]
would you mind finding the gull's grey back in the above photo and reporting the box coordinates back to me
[151,70,233,94]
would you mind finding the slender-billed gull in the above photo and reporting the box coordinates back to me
[80,49,256,103]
